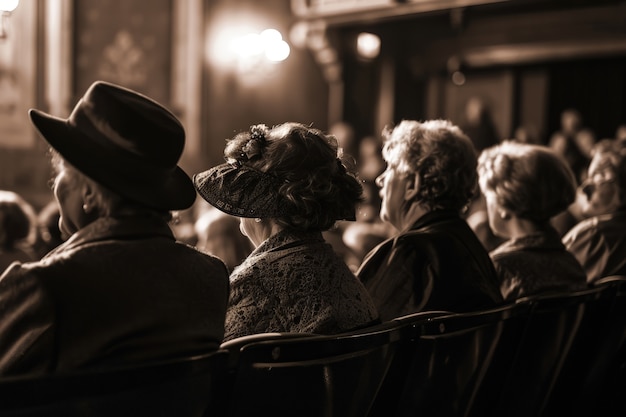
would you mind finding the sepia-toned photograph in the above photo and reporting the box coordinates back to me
[0,1,625,415]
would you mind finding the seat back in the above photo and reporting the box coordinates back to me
[370,305,527,417]
[0,349,230,417]
[483,287,602,417]
[221,322,405,417]
[594,275,626,416]
[544,278,624,416]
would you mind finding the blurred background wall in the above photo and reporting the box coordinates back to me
[0,0,625,209]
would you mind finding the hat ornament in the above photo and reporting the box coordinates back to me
[239,124,269,163]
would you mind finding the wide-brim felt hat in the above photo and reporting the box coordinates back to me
[29,81,196,210]
[193,163,292,218]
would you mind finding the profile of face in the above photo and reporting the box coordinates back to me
[580,153,621,217]
[52,163,89,239]
[375,165,413,231]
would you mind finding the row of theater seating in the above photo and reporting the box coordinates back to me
[1,275,625,417]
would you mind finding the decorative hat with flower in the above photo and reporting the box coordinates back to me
[194,124,291,218]
[193,123,359,221]
[224,124,270,167]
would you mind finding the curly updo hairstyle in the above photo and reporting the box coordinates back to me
[382,119,478,213]
[478,140,577,223]
[223,122,363,231]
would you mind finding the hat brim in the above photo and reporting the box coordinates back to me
[30,109,196,211]
[193,163,290,218]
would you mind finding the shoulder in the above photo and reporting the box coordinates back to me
[399,218,479,252]
[180,241,229,269]
[564,216,604,245]
[0,261,54,308]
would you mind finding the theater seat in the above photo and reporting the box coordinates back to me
[0,349,229,417]
[476,286,603,417]
[543,277,625,416]
[219,322,406,417]
[369,304,527,417]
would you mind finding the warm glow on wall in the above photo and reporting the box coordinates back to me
[0,0,19,12]
[229,28,290,63]
[357,32,381,60]
[0,0,19,39]
[207,19,291,74]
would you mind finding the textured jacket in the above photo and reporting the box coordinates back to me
[0,215,230,377]
[224,229,379,341]
[357,210,503,321]
[563,210,626,282]
[491,227,587,301]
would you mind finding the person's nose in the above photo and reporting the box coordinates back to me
[581,180,595,199]
[375,172,384,188]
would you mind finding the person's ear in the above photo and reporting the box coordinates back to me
[404,173,420,201]
[81,182,98,214]
[499,208,511,220]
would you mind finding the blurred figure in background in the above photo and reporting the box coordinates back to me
[513,124,539,145]
[563,140,626,282]
[34,200,63,258]
[465,192,506,253]
[549,108,589,182]
[328,120,359,163]
[461,96,499,152]
[478,141,586,301]
[357,119,502,321]
[0,190,38,273]
[195,206,254,273]
[341,134,392,271]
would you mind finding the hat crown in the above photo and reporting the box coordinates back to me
[76,81,185,168]
[29,81,196,210]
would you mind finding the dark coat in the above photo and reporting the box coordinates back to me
[491,227,587,301]
[564,210,626,282]
[0,215,230,377]
[357,210,503,321]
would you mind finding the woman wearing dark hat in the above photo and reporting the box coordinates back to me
[0,81,230,376]
[194,123,378,341]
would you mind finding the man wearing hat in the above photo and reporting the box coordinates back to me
[0,81,230,376]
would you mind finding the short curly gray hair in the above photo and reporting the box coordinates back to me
[382,119,478,212]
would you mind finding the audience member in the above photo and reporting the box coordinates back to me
[194,205,254,272]
[0,190,37,273]
[356,119,502,321]
[328,120,359,162]
[461,96,500,152]
[512,124,539,145]
[549,108,589,182]
[193,123,379,342]
[0,81,229,377]
[477,141,587,301]
[342,220,390,272]
[563,141,626,282]
[33,200,63,258]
